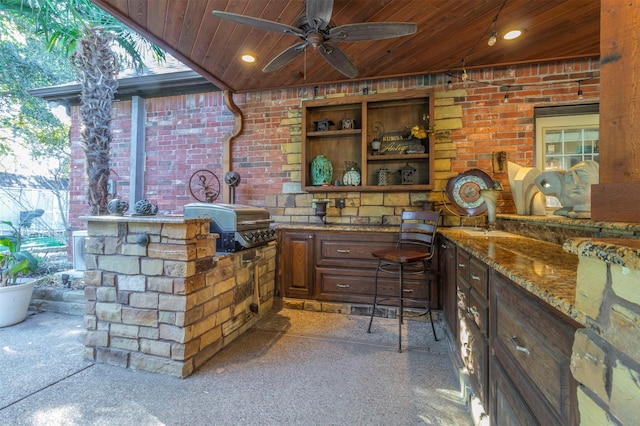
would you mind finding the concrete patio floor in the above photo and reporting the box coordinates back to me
[0,308,471,425]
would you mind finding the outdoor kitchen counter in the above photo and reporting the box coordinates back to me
[80,214,277,377]
[439,228,584,325]
[276,222,584,324]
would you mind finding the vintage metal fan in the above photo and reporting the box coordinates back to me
[212,0,417,78]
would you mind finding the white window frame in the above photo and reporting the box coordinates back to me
[535,113,599,209]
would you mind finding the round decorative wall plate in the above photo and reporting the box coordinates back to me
[445,169,494,216]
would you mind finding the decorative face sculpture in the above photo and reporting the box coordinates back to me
[534,160,599,218]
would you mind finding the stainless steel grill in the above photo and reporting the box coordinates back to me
[183,203,275,252]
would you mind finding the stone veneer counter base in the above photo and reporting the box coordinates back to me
[562,237,640,424]
[80,215,277,377]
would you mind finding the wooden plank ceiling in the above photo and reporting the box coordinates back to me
[90,0,600,93]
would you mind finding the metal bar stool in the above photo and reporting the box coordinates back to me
[367,209,441,352]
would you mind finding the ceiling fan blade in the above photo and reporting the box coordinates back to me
[330,22,417,41]
[305,0,334,31]
[318,42,358,78]
[212,11,304,37]
[262,42,307,73]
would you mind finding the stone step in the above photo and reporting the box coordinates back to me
[30,288,84,316]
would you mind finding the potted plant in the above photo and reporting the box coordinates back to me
[0,220,41,327]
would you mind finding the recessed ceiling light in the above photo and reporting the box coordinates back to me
[503,30,522,40]
[241,54,256,63]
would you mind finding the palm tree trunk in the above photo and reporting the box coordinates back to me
[71,28,118,215]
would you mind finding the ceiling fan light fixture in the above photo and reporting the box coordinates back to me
[503,29,522,40]
[213,2,416,79]
[241,54,256,63]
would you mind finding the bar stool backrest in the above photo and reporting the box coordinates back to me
[396,210,441,259]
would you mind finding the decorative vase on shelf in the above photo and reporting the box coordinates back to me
[311,155,333,185]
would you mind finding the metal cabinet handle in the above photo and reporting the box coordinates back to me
[457,263,466,268]
[441,242,449,249]
[511,336,530,355]
[308,235,313,239]
[402,289,414,293]
[470,273,481,281]
[336,249,350,253]
[468,306,479,317]
[336,284,350,288]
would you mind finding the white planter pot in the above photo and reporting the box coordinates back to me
[0,280,36,327]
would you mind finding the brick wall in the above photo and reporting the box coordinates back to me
[68,59,599,231]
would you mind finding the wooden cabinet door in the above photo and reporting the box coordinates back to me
[280,231,315,299]
[490,357,538,426]
[490,271,579,425]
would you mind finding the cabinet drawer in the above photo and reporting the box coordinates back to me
[492,272,578,425]
[460,317,489,409]
[469,257,488,297]
[468,288,489,336]
[316,268,429,304]
[316,233,396,268]
[456,249,470,282]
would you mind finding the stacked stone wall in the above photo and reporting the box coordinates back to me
[82,216,276,377]
[567,240,640,424]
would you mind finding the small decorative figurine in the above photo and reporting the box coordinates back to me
[107,199,129,216]
[341,118,356,130]
[133,199,158,216]
[314,119,334,132]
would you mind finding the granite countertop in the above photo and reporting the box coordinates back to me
[276,222,585,325]
[79,214,208,224]
[439,228,584,325]
[499,214,640,234]
[564,237,640,270]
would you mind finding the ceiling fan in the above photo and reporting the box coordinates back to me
[212,0,417,78]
